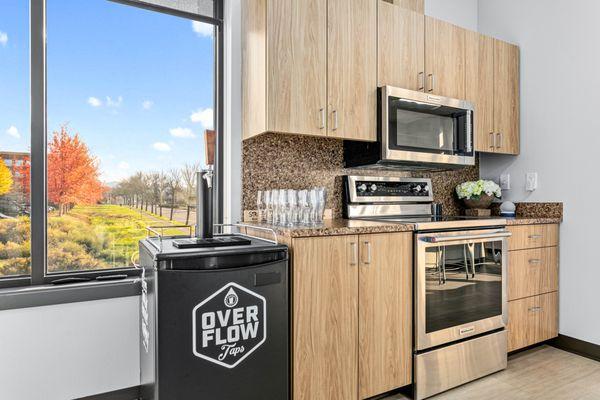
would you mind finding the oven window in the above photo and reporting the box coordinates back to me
[425,240,503,333]
[387,97,471,156]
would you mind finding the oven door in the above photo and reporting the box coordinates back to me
[381,86,474,166]
[415,229,510,351]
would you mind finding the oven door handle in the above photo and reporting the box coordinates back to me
[422,231,512,243]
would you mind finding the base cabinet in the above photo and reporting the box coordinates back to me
[291,232,412,400]
[507,224,559,352]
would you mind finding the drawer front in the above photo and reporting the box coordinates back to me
[508,224,559,251]
[507,292,558,352]
[507,296,538,352]
[508,247,558,301]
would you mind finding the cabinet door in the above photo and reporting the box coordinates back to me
[466,31,495,152]
[328,0,377,141]
[267,0,327,136]
[358,233,412,399]
[508,247,559,301]
[425,17,466,99]
[493,39,520,154]
[388,0,424,13]
[378,1,425,91]
[292,235,359,400]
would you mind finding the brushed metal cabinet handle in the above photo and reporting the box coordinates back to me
[363,241,372,265]
[418,72,425,91]
[349,242,358,266]
[528,306,543,313]
[332,110,338,131]
[529,259,542,265]
[319,108,326,129]
[496,132,503,149]
[528,234,543,239]
[427,74,435,92]
[490,132,495,149]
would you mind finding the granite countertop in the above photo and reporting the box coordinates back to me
[245,216,561,239]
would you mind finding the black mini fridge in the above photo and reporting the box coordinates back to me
[138,234,289,400]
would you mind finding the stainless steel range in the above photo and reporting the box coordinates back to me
[344,175,510,400]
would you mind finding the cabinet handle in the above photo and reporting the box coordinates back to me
[490,132,496,149]
[427,74,435,92]
[529,259,542,265]
[528,234,543,240]
[496,132,503,149]
[332,110,338,131]
[362,241,372,265]
[350,242,358,266]
[528,306,543,313]
[319,108,326,129]
[418,72,425,91]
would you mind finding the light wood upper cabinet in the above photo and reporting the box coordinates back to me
[494,39,520,154]
[242,0,377,141]
[328,0,377,141]
[377,1,425,91]
[267,0,327,137]
[292,235,359,400]
[424,16,466,99]
[384,0,424,13]
[466,31,495,152]
[358,233,412,399]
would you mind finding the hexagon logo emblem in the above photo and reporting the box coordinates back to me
[192,282,267,369]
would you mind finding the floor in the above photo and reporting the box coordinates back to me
[385,345,600,400]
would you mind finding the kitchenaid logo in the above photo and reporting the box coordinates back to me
[192,282,267,369]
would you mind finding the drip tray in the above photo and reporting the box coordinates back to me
[172,236,252,249]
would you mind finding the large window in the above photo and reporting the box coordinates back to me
[0,1,31,279]
[0,0,222,286]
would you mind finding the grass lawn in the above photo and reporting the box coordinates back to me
[0,204,187,276]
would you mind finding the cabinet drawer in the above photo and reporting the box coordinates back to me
[508,224,559,250]
[507,292,558,352]
[508,247,558,301]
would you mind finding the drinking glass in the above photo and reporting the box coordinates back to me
[271,189,280,225]
[263,190,272,223]
[298,190,309,225]
[257,190,264,222]
[316,187,326,224]
[278,189,289,226]
[287,189,298,226]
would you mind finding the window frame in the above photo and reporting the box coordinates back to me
[0,0,224,289]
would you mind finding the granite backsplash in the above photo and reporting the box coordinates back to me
[242,133,480,218]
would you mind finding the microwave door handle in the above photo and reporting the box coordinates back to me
[423,231,512,243]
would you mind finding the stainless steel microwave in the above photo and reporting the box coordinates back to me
[344,86,475,169]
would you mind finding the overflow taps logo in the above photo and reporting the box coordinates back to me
[192,282,267,368]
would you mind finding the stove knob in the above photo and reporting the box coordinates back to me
[414,185,422,193]
[358,184,367,193]
[424,185,430,194]
[370,184,378,192]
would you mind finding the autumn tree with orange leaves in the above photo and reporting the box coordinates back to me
[47,126,105,215]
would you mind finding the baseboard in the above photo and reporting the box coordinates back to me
[550,334,600,363]
[75,386,140,400]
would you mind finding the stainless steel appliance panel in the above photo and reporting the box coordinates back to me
[414,330,507,400]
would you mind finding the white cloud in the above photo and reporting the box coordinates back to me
[88,97,103,107]
[0,32,7,46]
[190,108,214,130]
[106,96,123,108]
[118,161,130,170]
[6,125,20,138]
[142,100,154,110]
[169,127,196,139]
[192,21,214,37]
[153,142,171,152]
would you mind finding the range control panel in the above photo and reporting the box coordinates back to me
[346,176,433,203]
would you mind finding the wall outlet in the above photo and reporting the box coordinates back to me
[500,173,511,190]
[526,172,538,192]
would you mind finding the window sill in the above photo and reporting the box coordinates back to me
[0,278,141,311]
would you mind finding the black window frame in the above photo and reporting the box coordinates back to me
[0,0,224,289]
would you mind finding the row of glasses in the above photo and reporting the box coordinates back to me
[257,188,326,226]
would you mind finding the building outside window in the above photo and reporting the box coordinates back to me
[0,0,222,286]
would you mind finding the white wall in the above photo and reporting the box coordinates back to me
[0,297,140,400]
[425,0,478,31]
[478,0,600,345]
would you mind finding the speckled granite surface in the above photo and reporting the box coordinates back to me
[247,219,414,238]
[506,217,562,226]
[242,133,478,218]
[491,202,563,220]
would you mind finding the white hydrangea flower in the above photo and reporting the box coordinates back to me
[455,180,502,200]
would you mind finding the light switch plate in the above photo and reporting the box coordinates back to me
[526,172,538,191]
[500,173,511,190]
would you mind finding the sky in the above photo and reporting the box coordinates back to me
[0,0,215,183]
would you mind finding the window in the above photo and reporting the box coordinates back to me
[0,0,223,287]
[0,1,31,280]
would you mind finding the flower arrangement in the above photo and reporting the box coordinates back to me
[456,180,502,200]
